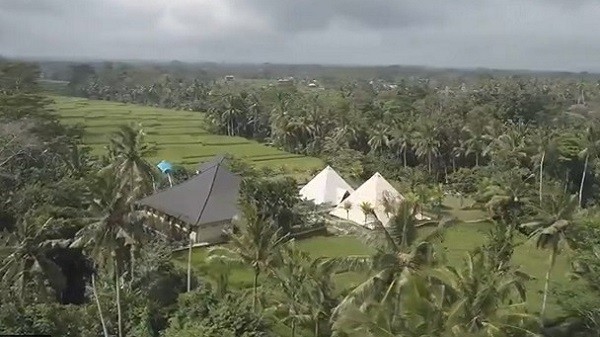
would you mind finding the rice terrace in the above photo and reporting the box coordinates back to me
[52,95,324,174]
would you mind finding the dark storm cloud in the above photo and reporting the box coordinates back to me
[0,0,599,71]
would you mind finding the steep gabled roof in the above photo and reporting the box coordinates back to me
[299,166,354,205]
[329,172,404,227]
[139,156,241,227]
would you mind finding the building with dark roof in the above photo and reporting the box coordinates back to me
[138,156,241,244]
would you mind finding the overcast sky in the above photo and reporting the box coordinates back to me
[1,0,599,71]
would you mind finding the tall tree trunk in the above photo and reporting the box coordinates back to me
[444,166,448,184]
[252,268,260,312]
[20,266,27,304]
[579,154,589,207]
[291,320,296,337]
[475,152,479,167]
[392,287,401,326]
[403,147,407,168]
[539,150,545,207]
[314,317,319,337]
[129,246,135,289]
[114,258,123,337]
[541,249,557,321]
[92,274,110,337]
[187,230,193,292]
[452,156,456,172]
[427,152,432,173]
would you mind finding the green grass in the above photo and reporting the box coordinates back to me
[177,197,571,318]
[442,194,488,222]
[50,95,324,175]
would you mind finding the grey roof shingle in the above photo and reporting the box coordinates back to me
[139,156,241,227]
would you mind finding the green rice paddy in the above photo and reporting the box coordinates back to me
[51,96,324,176]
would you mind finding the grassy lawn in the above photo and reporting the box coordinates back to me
[442,194,488,222]
[51,95,324,176]
[176,197,571,317]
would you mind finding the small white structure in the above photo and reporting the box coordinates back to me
[330,172,404,228]
[299,166,354,206]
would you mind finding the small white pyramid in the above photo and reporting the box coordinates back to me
[299,166,354,206]
[330,172,404,227]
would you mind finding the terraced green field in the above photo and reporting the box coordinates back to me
[51,96,323,176]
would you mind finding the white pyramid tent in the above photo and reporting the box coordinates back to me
[330,172,404,228]
[299,166,354,206]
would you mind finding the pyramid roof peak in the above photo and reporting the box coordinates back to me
[299,166,354,205]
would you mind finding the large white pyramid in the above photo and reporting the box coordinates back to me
[329,172,404,228]
[299,166,354,206]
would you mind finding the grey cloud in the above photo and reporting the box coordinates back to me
[0,0,599,71]
[234,0,447,32]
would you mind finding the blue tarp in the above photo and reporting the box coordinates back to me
[157,160,174,174]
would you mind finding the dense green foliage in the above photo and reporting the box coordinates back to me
[3,59,600,337]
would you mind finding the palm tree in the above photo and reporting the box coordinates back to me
[106,124,156,285]
[342,201,352,220]
[367,125,390,155]
[381,194,397,219]
[359,201,374,225]
[0,217,67,303]
[305,259,337,337]
[105,124,157,204]
[429,184,445,219]
[432,249,534,335]
[91,272,110,337]
[72,173,145,337]
[209,202,287,312]
[412,185,431,217]
[271,243,311,337]
[488,123,529,169]
[390,123,412,167]
[578,124,600,207]
[325,201,451,318]
[520,190,578,320]
[530,127,557,206]
[461,113,489,167]
[332,301,403,337]
[270,241,337,337]
[479,167,535,224]
[413,121,440,173]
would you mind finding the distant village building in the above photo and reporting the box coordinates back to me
[277,76,295,87]
[369,79,399,91]
[224,75,235,81]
